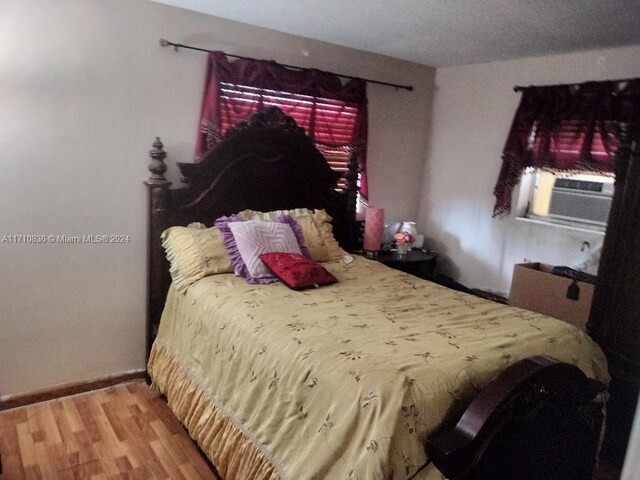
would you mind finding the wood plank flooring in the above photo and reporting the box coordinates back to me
[0,382,220,480]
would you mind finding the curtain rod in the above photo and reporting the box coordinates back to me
[159,39,413,92]
[513,76,639,92]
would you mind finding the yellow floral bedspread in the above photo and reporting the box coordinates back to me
[148,256,608,480]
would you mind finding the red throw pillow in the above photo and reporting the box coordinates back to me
[259,252,338,290]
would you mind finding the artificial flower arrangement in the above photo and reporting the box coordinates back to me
[394,231,415,246]
[394,231,415,254]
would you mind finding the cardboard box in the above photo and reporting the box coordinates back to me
[508,263,595,330]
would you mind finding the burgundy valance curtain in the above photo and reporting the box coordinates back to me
[195,51,369,197]
[493,79,640,216]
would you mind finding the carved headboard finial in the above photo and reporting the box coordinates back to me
[148,137,168,181]
[226,106,306,139]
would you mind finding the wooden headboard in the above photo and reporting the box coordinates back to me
[143,107,358,359]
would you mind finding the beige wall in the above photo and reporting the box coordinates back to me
[418,44,640,294]
[0,0,433,397]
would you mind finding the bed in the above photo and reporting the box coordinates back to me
[144,107,609,480]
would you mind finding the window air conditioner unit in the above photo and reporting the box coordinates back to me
[548,178,614,226]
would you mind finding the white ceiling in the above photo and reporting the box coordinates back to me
[153,0,640,67]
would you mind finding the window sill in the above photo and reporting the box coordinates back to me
[515,216,606,236]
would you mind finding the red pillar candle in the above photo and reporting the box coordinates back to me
[363,206,385,252]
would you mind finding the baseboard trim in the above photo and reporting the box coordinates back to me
[0,370,147,411]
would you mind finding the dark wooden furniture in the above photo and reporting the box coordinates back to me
[144,107,606,479]
[588,122,640,466]
[374,248,437,279]
[427,356,605,480]
[144,107,358,359]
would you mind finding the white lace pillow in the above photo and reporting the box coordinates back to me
[228,220,302,280]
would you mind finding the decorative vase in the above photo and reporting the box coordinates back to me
[396,243,409,255]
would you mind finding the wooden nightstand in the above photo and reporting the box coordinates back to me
[372,249,438,280]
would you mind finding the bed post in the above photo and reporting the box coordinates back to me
[144,138,171,370]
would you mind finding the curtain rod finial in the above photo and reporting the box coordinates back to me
[159,38,170,48]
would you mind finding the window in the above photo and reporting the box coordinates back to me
[219,82,359,192]
[517,169,614,232]
[195,51,369,200]
[493,82,627,216]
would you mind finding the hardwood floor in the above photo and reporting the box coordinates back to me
[0,382,219,480]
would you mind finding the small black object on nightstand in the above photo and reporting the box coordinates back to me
[375,249,438,280]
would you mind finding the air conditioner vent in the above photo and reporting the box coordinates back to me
[554,178,604,192]
[548,190,612,225]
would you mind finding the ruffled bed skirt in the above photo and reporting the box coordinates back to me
[148,345,281,480]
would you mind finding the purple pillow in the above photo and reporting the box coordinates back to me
[215,214,308,284]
